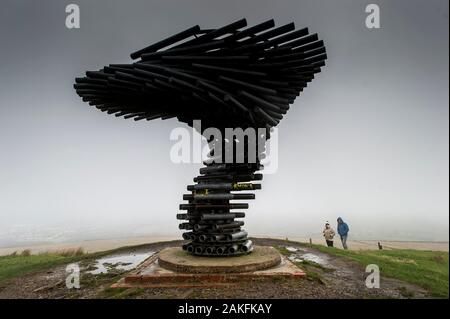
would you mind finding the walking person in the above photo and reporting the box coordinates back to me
[323,222,335,247]
[337,217,349,249]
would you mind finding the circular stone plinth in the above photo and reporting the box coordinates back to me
[158,246,281,274]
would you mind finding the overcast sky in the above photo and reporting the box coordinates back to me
[0,0,448,246]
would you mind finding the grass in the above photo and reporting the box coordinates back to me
[0,241,162,287]
[310,244,449,298]
[0,248,85,285]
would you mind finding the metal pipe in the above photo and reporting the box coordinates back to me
[216,246,227,255]
[201,213,246,220]
[228,230,248,240]
[185,193,255,200]
[174,18,247,48]
[219,76,277,95]
[228,244,239,254]
[242,240,253,252]
[185,183,234,191]
[212,221,244,230]
[182,232,192,240]
[223,19,275,43]
[194,224,208,231]
[180,203,248,210]
[141,40,226,60]
[239,22,295,45]
[130,25,201,59]
[239,91,282,113]
[212,234,227,241]
[194,246,203,255]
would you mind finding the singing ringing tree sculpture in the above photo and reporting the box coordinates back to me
[74,18,327,257]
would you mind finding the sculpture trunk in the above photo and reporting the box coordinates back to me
[178,136,265,256]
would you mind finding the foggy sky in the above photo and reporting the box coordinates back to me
[0,0,448,246]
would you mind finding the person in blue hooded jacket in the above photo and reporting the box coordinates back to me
[337,217,349,249]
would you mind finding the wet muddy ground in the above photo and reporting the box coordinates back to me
[0,238,427,299]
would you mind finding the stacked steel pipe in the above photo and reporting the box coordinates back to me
[74,18,327,257]
[179,162,260,256]
[179,132,267,256]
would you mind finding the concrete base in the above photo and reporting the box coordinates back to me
[112,246,306,288]
[159,246,281,273]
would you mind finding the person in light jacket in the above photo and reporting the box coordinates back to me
[323,222,335,247]
[337,217,349,249]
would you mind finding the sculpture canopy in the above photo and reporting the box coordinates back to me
[74,18,327,132]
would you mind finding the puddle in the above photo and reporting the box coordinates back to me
[288,255,303,263]
[300,253,328,266]
[87,251,155,274]
[287,250,329,267]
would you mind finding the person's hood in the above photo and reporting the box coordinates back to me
[337,217,344,223]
